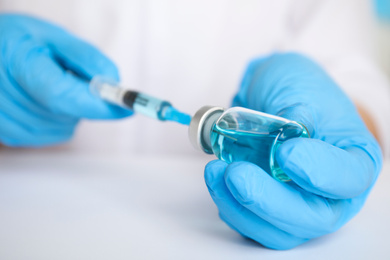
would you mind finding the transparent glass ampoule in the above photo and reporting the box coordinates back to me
[188,106,310,182]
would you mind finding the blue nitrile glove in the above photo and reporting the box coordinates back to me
[0,14,131,146]
[204,53,382,249]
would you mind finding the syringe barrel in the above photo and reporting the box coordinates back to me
[90,76,171,120]
[123,92,171,120]
[90,76,127,106]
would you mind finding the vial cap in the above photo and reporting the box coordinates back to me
[188,106,225,154]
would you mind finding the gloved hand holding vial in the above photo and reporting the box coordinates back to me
[89,54,381,250]
[202,53,382,249]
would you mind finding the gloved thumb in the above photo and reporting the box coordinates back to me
[276,138,378,199]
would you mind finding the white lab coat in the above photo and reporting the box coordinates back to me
[1,0,389,156]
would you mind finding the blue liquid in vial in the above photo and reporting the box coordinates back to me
[209,108,308,182]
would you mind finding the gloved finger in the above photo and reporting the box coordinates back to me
[0,113,75,146]
[47,28,120,81]
[8,39,132,119]
[224,161,339,238]
[276,138,378,199]
[0,90,78,130]
[205,160,308,250]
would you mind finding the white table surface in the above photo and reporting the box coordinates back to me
[0,149,389,260]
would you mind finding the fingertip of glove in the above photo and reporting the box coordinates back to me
[224,162,264,205]
[204,160,228,189]
[275,138,311,173]
[205,160,228,173]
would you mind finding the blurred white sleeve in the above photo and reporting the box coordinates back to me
[282,0,390,156]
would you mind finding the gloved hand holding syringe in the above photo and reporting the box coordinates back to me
[90,76,192,125]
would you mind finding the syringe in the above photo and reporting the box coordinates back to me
[90,76,191,125]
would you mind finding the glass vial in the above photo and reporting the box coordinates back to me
[188,106,309,182]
